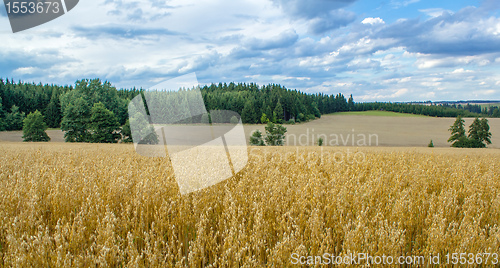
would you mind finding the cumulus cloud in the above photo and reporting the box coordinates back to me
[246,30,299,50]
[271,0,358,34]
[309,9,356,34]
[362,17,385,25]
[377,6,500,55]
[2,0,500,101]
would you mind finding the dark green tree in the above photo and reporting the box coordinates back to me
[61,97,91,142]
[0,96,6,131]
[22,110,50,142]
[448,116,468,148]
[89,102,121,143]
[428,140,434,147]
[273,100,284,123]
[468,118,492,148]
[249,129,265,146]
[120,119,133,143]
[318,137,324,146]
[44,93,62,128]
[5,105,25,130]
[241,100,256,124]
[264,122,287,146]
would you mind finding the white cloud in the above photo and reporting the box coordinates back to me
[362,17,385,25]
[1,0,500,102]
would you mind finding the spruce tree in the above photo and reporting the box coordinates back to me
[241,100,255,124]
[44,94,62,128]
[468,118,492,148]
[274,101,284,124]
[5,105,25,131]
[448,116,468,148]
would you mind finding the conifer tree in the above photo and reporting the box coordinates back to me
[448,115,468,148]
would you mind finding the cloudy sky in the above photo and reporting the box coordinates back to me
[1,0,500,101]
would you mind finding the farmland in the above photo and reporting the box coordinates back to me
[244,113,500,148]
[2,112,499,148]
[0,143,499,266]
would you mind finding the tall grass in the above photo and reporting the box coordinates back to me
[0,143,499,267]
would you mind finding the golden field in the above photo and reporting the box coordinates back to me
[0,143,499,267]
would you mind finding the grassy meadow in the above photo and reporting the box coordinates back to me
[0,143,499,266]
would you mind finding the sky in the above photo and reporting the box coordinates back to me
[1,0,500,102]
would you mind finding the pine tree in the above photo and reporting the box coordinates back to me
[22,110,50,142]
[264,122,287,146]
[448,116,468,148]
[89,102,121,143]
[249,130,265,146]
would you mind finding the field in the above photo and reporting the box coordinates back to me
[0,143,499,266]
[2,112,499,148]
[245,113,500,148]
[334,110,428,117]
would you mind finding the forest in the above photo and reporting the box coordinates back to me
[0,78,498,135]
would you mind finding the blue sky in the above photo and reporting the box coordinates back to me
[1,0,500,102]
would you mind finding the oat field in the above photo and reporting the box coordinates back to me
[0,143,499,267]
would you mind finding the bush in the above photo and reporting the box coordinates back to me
[318,137,324,146]
[428,140,434,147]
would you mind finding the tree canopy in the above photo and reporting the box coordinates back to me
[22,110,50,142]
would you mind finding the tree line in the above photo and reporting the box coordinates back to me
[354,102,500,118]
[1,77,498,144]
[0,78,353,142]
